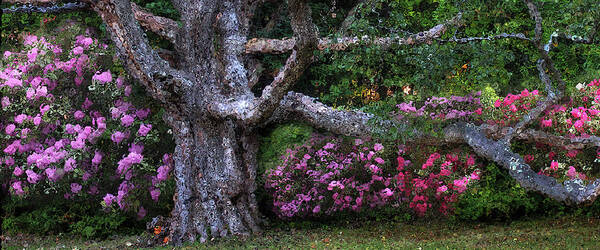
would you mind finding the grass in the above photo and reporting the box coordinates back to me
[3,216,600,249]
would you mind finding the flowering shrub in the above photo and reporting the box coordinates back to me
[0,34,173,218]
[265,135,480,218]
[485,80,600,184]
[395,92,482,122]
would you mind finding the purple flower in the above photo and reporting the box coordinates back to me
[103,193,116,206]
[150,189,161,202]
[121,114,135,127]
[92,151,103,166]
[111,131,126,144]
[135,108,150,119]
[71,183,82,194]
[26,170,41,184]
[137,206,147,219]
[64,158,76,172]
[12,181,24,195]
[157,165,170,181]
[14,114,27,124]
[1,96,11,108]
[74,110,85,120]
[138,123,152,136]
[13,167,24,176]
[5,124,16,135]
[92,70,112,84]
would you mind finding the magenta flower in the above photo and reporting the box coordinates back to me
[12,181,24,195]
[541,119,552,128]
[1,96,11,108]
[150,189,161,202]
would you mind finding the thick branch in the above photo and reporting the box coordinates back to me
[84,0,190,106]
[131,2,178,44]
[240,0,318,124]
[270,92,394,137]
[446,123,600,205]
[245,14,461,54]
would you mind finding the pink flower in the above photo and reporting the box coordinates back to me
[312,206,321,214]
[373,143,384,152]
[521,89,530,97]
[566,150,579,158]
[437,185,448,193]
[466,155,475,166]
[374,157,385,164]
[541,119,552,128]
[550,161,559,171]
[573,120,584,131]
[509,104,518,112]
[72,46,84,55]
[566,166,577,179]
[92,70,112,84]
[494,99,502,108]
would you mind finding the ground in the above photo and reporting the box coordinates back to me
[2,216,599,249]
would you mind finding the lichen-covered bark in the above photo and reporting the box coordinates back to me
[445,123,600,205]
[164,114,260,245]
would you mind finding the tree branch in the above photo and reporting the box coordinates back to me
[245,13,461,54]
[240,0,318,124]
[131,2,178,44]
[437,33,531,43]
[83,0,190,106]
[446,122,600,205]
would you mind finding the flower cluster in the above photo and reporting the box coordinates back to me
[487,89,541,126]
[395,92,482,121]
[0,34,173,217]
[265,135,480,218]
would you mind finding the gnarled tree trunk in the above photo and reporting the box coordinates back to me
[165,115,261,243]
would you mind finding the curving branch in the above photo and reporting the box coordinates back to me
[446,122,600,205]
[82,0,190,106]
[241,0,318,124]
[245,13,461,54]
[270,92,395,137]
[4,0,178,44]
[131,2,178,44]
[437,33,531,43]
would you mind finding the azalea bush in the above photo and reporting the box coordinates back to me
[265,135,481,218]
[0,33,174,219]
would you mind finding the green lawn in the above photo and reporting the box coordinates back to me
[3,216,600,249]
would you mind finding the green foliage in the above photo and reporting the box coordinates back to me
[1,196,144,239]
[258,123,313,174]
[455,163,560,221]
